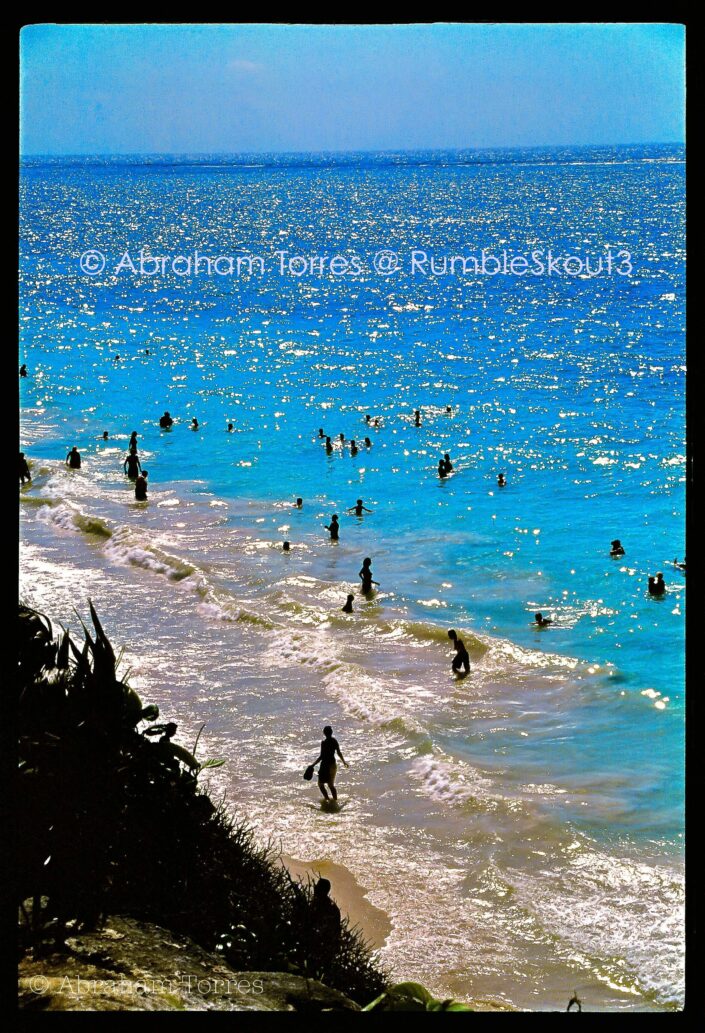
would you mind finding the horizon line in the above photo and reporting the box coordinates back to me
[20,141,686,160]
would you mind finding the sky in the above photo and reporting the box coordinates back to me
[20,23,685,155]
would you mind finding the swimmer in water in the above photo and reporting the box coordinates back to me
[311,725,348,802]
[359,558,379,594]
[294,497,303,508]
[338,433,345,444]
[19,452,31,484]
[65,446,81,469]
[364,437,372,448]
[438,459,448,479]
[610,539,625,557]
[134,471,148,501]
[318,428,325,438]
[534,612,552,628]
[342,594,354,613]
[227,423,233,432]
[348,499,372,517]
[325,437,333,454]
[190,418,199,431]
[497,473,506,487]
[365,414,371,424]
[648,573,666,597]
[448,629,470,677]
[283,541,291,552]
[124,452,142,479]
[159,411,173,429]
[414,409,421,427]
[325,515,340,541]
[128,431,138,453]
[373,418,380,427]
[445,405,452,413]
[442,453,453,473]
[350,440,358,456]
[19,364,27,377]
[673,557,686,572]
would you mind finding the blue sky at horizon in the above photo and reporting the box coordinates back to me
[20,23,685,155]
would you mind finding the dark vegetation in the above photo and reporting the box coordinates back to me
[17,602,388,1004]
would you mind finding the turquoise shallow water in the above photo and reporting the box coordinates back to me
[19,146,685,1009]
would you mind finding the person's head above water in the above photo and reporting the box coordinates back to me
[611,539,622,547]
[102,431,108,439]
[296,497,303,506]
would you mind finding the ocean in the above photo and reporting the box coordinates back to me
[19,145,685,1011]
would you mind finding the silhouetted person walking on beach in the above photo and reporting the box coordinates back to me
[448,629,470,677]
[135,471,148,501]
[311,726,348,802]
[66,446,81,469]
[325,515,339,541]
[159,411,173,429]
[19,453,31,484]
[359,558,379,595]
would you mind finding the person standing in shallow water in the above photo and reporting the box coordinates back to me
[135,471,148,501]
[342,594,354,613]
[348,499,372,517]
[311,726,348,802]
[128,431,138,453]
[124,452,142,479]
[66,446,81,469]
[448,629,470,677]
[648,572,666,597]
[19,453,31,484]
[325,514,339,541]
[359,557,379,594]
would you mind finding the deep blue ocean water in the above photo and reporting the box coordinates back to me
[20,145,685,1009]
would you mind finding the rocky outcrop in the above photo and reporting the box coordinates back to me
[18,916,360,1012]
